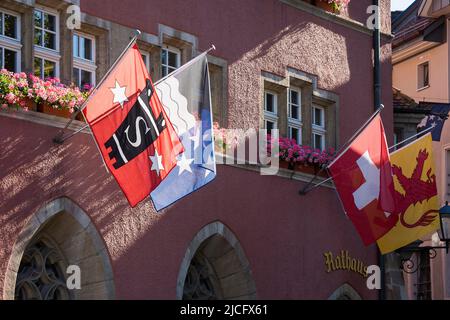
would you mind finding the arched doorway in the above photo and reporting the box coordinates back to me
[3,197,115,300]
[177,221,256,300]
[328,283,362,300]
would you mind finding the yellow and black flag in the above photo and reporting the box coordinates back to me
[377,133,440,254]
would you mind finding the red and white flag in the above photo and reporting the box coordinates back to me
[83,44,183,207]
[328,114,397,245]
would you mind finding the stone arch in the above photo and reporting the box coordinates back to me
[328,283,362,300]
[176,221,256,300]
[3,197,115,300]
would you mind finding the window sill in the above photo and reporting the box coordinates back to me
[0,35,22,49]
[34,46,61,59]
[417,85,430,92]
[215,152,334,188]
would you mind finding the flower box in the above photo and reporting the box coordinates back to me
[315,0,335,13]
[37,103,71,118]
[311,0,350,14]
[279,160,328,177]
[0,68,90,118]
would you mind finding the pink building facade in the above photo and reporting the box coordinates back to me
[0,0,393,300]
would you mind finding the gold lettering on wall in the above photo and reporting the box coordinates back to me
[324,250,368,278]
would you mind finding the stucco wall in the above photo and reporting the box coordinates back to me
[0,0,393,300]
[393,43,449,104]
[0,114,378,299]
[81,0,394,144]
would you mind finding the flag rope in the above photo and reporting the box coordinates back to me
[53,43,216,144]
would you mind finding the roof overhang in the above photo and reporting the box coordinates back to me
[419,0,450,17]
[393,37,441,64]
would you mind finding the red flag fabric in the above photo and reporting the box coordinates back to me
[83,44,183,207]
[328,114,398,245]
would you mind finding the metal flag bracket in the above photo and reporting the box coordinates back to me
[52,29,142,144]
[298,105,440,196]
[52,38,216,145]
[298,104,385,196]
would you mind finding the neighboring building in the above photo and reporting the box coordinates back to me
[392,0,450,300]
[0,0,393,300]
[392,86,430,147]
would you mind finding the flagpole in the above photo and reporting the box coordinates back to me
[155,44,216,85]
[298,127,436,194]
[299,104,384,195]
[53,43,216,143]
[53,29,142,144]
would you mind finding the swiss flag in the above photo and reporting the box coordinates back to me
[83,44,183,207]
[328,114,397,245]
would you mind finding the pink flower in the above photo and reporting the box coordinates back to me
[5,93,16,104]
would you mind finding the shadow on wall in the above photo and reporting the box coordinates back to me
[3,197,115,300]
[0,118,165,297]
[245,22,351,90]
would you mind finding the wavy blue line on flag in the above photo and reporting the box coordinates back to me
[150,53,216,211]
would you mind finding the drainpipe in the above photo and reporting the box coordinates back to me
[372,0,386,301]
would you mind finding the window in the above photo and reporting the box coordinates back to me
[418,62,429,90]
[34,57,56,79]
[288,88,302,143]
[73,32,96,88]
[0,10,19,40]
[34,8,59,79]
[141,50,150,73]
[0,9,21,72]
[416,251,431,300]
[312,105,326,150]
[73,33,93,61]
[161,46,180,77]
[264,91,278,135]
[34,9,58,51]
[1,47,19,72]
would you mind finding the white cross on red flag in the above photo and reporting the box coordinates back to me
[83,44,183,207]
[328,114,398,245]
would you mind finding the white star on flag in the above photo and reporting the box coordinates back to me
[149,150,164,176]
[203,154,214,178]
[177,153,194,175]
[190,127,202,150]
[110,80,128,109]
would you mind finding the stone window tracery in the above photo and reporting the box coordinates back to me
[15,237,71,300]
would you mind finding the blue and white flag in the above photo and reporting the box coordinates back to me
[417,104,450,141]
[150,52,216,211]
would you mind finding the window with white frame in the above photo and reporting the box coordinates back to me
[0,9,21,72]
[161,46,180,77]
[312,105,326,150]
[264,91,278,135]
[418,62,429,89]
[73,32,96,88]
[140,50,151,73]
[34,8,58,51]
[288,88,302,143]
[34,57,57,79]
[34,8,59,79]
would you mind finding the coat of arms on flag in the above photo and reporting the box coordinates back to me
[83,43,184,207]
[377,133,440,254]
